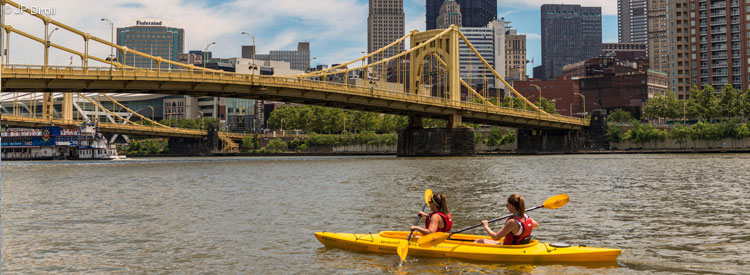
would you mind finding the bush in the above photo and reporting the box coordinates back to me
[266,139,287,153]
[605,126,623,143]
[607,109,634,123]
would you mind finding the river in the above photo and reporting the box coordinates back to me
[2,154,749,274]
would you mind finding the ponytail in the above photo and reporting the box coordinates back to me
[508,194,525,216]
[432,193,450,214]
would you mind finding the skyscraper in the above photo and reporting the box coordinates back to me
[505,27,527,82]
[368,0,405,64]
[618,0,649,43]
[436,0,462,29]
[459,20,506,89]
[254,42,310,72]
[540,4,602,80]
[117,19,184,69]
[667,0,691,99]
[689,0,750,92]
[648,0,669,74]
[426,0,497,30]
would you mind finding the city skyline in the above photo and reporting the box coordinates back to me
[1,0,617,75]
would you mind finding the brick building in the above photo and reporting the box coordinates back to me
[513,77,582,116]
[578,70,668,118]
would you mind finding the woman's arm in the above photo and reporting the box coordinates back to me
[531,218,538,229]
[410,214,441,235]
[483,219,517,241]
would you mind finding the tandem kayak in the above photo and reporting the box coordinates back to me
[315,231,621,263]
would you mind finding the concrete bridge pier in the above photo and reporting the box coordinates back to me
[397,115,475,157]
[168,124,220,156]
[516,110,608,153]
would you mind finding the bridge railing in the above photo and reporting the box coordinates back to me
[2,64,588,126]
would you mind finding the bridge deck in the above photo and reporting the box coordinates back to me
[1,65,589,130]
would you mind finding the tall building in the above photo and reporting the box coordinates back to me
[540,4,603,80]
[426,0,497,30]
[690,0,750,92]
[117,19,184,69]
[436,0,463,29]
[459,20,506,89]
[505,27,527,82]
[648,0,669,74]
[667,0,691,99]
[254,42,310,72]
[368,0,405,64]
[619,0,649,43]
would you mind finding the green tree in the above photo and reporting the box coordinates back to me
[717,85,741,119]
[605,126,624,143]
[537,97,559,114]
[485,127,504,147]
[670,124,691,148]
[607,109,634,123]
[266,139,287,153]
[691,85,719,122]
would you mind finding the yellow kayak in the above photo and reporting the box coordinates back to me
[315,231,621,263]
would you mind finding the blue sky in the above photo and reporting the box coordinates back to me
[6,0,618,72]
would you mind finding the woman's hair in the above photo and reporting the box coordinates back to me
[432,193,450,214]
[507,194,525,215]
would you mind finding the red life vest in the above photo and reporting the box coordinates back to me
[503,214,533,245]
[425,212,453,232]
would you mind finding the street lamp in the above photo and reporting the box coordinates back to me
[198,111,205,130]
[203,42,216,68]
[574,92,586,117]
[241,32,256,74]
[100,18,115,69]
[44,27,59,66]
[530,84,542,108]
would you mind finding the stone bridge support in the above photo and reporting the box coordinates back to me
[168,123,220,156]
[516,110,608,153]
[397,115,475,157]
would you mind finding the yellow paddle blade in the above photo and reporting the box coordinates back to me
[397,241,408,262]
[417,232,449,248]
[542,194,569,209]
[424,189,433,205]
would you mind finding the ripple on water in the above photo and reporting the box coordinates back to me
[3,154,750,274]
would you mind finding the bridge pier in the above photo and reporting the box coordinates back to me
[167,124,220,156]
[397,115,475,157]
[516,110,608,153]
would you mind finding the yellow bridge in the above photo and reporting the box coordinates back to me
[0,0,589,154]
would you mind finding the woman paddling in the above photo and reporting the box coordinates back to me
[410,193,452,235]
[476,194,538,245]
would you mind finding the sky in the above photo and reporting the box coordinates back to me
[1,0,617,74]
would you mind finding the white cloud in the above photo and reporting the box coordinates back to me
[500,0,618,16]
[1,0,370,67]
[526,33,541,40]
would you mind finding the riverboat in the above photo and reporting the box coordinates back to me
[1,124,125,160]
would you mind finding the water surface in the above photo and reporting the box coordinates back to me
[2,154,749,274]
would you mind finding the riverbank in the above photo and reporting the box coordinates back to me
[118,147,750,158]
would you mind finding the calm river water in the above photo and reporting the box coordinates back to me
[2,154,749,274]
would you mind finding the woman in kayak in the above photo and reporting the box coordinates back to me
[476,194,538,245]
[410,193,452,235]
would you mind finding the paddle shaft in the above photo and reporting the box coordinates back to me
[406,203,429,241]
[449,205,543,235]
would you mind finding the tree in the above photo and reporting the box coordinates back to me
[537,97,559,114]
[740,90,750,121]
[670,124,691,149]
[644,90,680,121]
[266,139,287,153]
[717,85,740,119]
[605,126,624,143]
[691,85,719,122]
[607,109,634,123]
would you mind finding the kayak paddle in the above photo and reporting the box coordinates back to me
[397,189,433,262]
[417,194,569,248]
